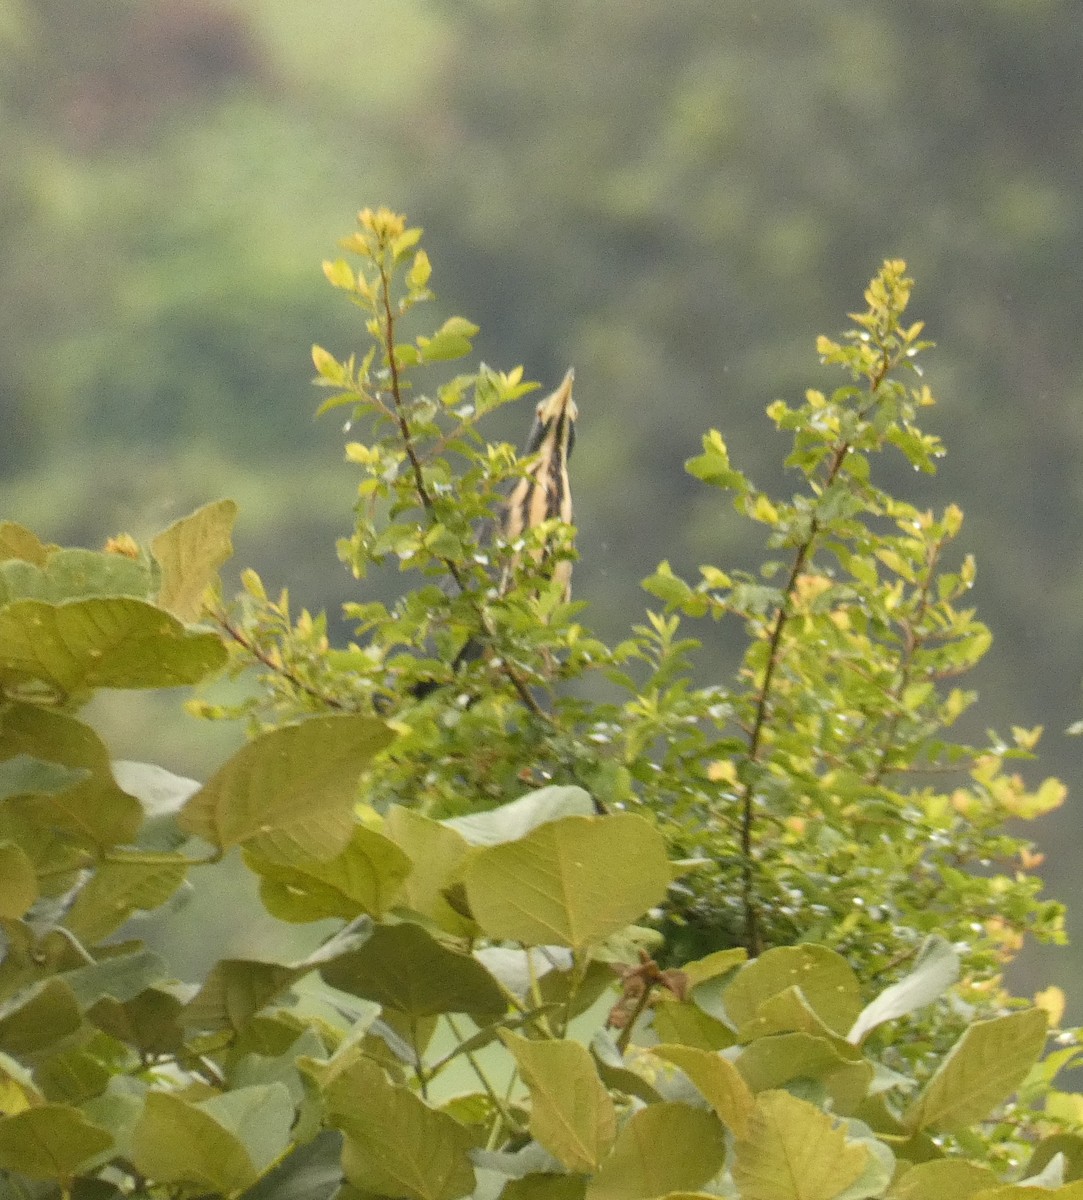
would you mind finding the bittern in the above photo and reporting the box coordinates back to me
[502,367,578,600]
[411,368,578,698]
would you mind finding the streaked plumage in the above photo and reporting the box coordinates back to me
[502,367,577,598]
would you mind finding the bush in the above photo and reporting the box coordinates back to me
[0,211,1076,1199]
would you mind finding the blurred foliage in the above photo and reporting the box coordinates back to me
[2,0,1083,993]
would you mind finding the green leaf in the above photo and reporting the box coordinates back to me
[0,548,151,604]
[504,1178,586,1200]
[685,429,747,490]
[0,597,227,694]
[0,754,89,803]
[131,1090,261,1194]
[723,946,862,1037]
[888,1160,999,1200]
[88,988,185,1057]
[245,823,411,922]
[0,842,36,918]
[62,949,167,1008]
[584,1103,726,1200]
[385,806,473,934]
[0,522,49,566]
[151,499,238,622]
[199,1084,295,1175]
[463,813,671,950]
[847,937,960,1045]
[732,1090,869,1200]
[735,1032,860,1094]
[904,1009,1048,1132]
[64,851,190,942]
[327,1057,476,1200]
[968,1187,1083,1200]
[652,1000,736,1051]
[501,1032,616,1173]
[183,959,300,1033]
[0,706,141,851]
[320,921,505,1018]
[178,713,394,859]
[443,784,596,846]
[0,979,82,1055]
[0,1104,113,1180]
[652,1044,756,1139]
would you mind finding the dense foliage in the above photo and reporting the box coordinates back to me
[0,217,1079,1199]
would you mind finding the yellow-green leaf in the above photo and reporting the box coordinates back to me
[732,1090,868,1200]
[152,499,237,622]
[0,1104,112,1180]
[904,1009,1048,1132]
[585,1103,726,1200]
[653,1044,756,1139]
[178,714,394,859]
[463,813,670,950]
[501,1032,616,1173]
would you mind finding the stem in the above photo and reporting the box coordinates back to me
[614,982,656,1055]
[376,261,559,726]
[209,608,351,711]
[735,343,895,955]
[865,535,943,787]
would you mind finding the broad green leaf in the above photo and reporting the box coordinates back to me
[888,1160,999,1200]
[64,851,190,942]
[385,806,473,934]
[732,1090,869,1200]
[1026,1136,1083,1185]
[723,946,862,1036]
[905,1009,1048,1132]
[131,1090,259,1195]
[443,784,596,846]
[0,978,82,1055]
[320,921,505,1018]
[652,999,736,1051]
[848,938,960,1045]
[501,1032,616,1173]
[0,754,89,803]
[739,985,841,1041]
[653,1044,757,1138]
[463,813,670,950]
[681,947,748,989]
[62,949,167,1008]
[199,1083,295,1175]
[237,1130,345,1200]
[0,706,141,852]
[584,1103,726,1200]
[969,1187,1083,1200]
[245,823,411,922]
[327,1057,476,1200]
[0,842,36,918]
[178,713,394,859]
[183,959,300,1032]
[591,1032,664,1105]
[736,1032,860,1094]
[0,522,49,566]
[0,1104,113,1180]
[0,597,227,694]
[0,547,151,604]
[151,499,238,622]
[685,430,747,491]
[89,988,185,1056]
[505,1177,587,1200]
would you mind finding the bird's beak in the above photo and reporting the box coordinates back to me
[536,367,577,425]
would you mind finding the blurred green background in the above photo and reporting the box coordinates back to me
[4,0,1082,996]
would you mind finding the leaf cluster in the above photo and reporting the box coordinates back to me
[0,213,1078,1200]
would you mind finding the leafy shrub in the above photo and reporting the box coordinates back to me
[0,211,1076,1199]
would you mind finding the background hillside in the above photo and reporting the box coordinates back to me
[3,0,1082,998]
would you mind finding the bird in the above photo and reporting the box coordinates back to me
[411,368,578,699]
[501,367,578,601]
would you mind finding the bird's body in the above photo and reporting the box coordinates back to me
[502,367,577,599]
